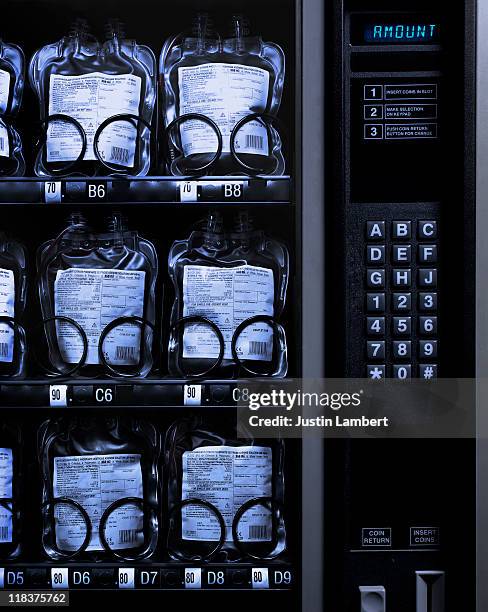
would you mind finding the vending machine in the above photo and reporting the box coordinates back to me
[0,0,325,610]
[325,0,478,610]
[0,0,482,610]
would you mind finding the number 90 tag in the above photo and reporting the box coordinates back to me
[184,385,202,406]
[49,385,68,407]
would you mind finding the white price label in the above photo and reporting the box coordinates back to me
[251,568,269,589]
[180,181,198,202]
[44,182,62,203]
[184,385,202,406]
[118,568,135,589]
[51,568,69,590]
[184,568,202,589]
[0,568,4,589]
[49,385,68,407]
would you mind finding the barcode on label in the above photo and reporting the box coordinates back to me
[111,146,130,164]
[249,525,268,540]
[246,135,264,150]
[0,137,5,151]
[115,346,136,361]
[118,529,138,545]
[0,343,9,358]
[0,526,9,541]
[249,341,268,356]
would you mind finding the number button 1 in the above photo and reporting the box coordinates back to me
[366,293,385,313]
[364,85,384,100]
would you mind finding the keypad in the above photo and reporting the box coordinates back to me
[364,219,439,378]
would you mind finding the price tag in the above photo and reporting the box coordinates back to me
[51,568,69,590]
[49,385,68,408]
[184,568,202,589]
[184,384,202,406]
[251,568,269,589]
[118,568,135,589]
[44,181,62,203]
[180,181,198,202]
[0,569,4,589]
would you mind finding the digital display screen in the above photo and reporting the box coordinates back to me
[350,15,442,45]
[364,23,440,43]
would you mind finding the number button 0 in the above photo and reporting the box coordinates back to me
[393,364,412,379]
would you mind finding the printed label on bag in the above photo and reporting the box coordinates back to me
[0,448,13,544]
[182,446,272,542]
[0,123,9,158]
[54,268,145,366]
[178,63,270,156]
[53,454,143,552]
[182,265,274,362]
[0,69,10,115]
[47,73,142,166]
[0,268,15,363]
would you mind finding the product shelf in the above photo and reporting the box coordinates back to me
[0,562,295,591]
[0,176,292,205]
[0,378,295,409]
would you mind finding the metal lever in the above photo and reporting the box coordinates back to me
[416,571,445,612]
[359,585,386,612]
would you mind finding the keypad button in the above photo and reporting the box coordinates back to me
[367,364,386,379]
[419,364,438,379]
[392,293,412,312]
[366,221,385,240]
[393,317,412,336]
[419,340,438,359]
[367,317,385,336]
[366,269,386,289]
[392,221,412,240]
[392,244,412,264]
[367,245,385,264]
[392,269,412,288]
[419,292,437,312]
[418,244,438,264]
[393,364,412,379]
[393,341,412,360]
[418,268,438,288]
[367,293,386,313]
[367,341,385,360]
[419,316,438,336]
[418,220,438,240]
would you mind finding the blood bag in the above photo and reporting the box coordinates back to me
[0,38,25,176]
[161,14,286,176]
[0,232,27,378]
[165,417,286,562]
[39,416,160,561]
[29,19,156,177]
[168,210,288,378]
[37,212,158,377]
[0,422,22,560]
